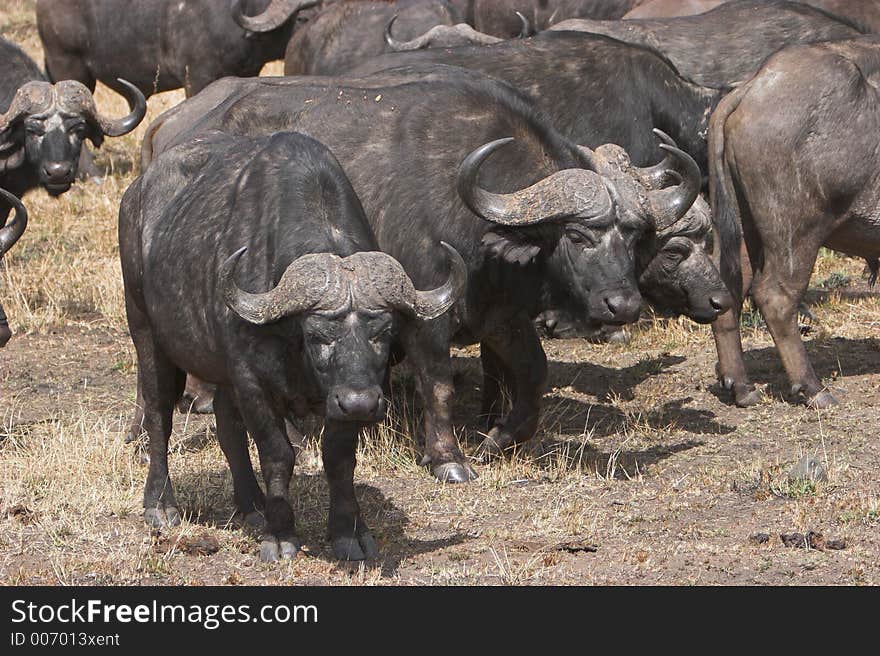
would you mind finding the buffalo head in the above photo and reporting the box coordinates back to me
[458,136,702,326]
[232,0,319,33]
[0,79,145,196]
[221,243,466,422]
[590,131,732,323]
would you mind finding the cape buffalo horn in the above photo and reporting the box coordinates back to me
[221,247,335,324]
[384,14,407,49]
[633,128,679,189]
[0,81,51,134]
[68,78,147,137]
[406,242,467,320]
[233,0,318,33]
[0,188,28,257]
[647,143,701,230]
[457,138,612,225]
[516,11,532,38]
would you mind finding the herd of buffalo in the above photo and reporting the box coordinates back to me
[2,0,879,563]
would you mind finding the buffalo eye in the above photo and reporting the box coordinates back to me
[69,124,87,139]
[25,123,45,136]
[663,238,693,261]
[566,229,597,248]
[307,330,335,346]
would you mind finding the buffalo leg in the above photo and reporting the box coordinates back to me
[713,240,761,406]
[322,419,378,561]
[234,386,299,562]
[750,237,834,408]
[400,321,476,483]
[476,314,547,460]
[214,386,266,531]
[128,298,186,528]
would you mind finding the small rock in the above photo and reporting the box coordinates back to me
[5,504,37,525]
[825,538,846,550]
[557,540,598,554]
[179,533,221,556]
[788,455,827,483]
[780,532,806,548]
[806,531,826,551]
[749,532,770,545]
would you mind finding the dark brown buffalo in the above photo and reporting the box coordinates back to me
[37,0,316,98]
[710,35,880,409]
[626,0,880,33]
[550,0,864,88]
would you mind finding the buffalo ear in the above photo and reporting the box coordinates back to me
[85,119,105,148]
[482,229,542,266]
[0,130,25,173]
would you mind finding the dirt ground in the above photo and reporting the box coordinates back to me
[1,1,878,586]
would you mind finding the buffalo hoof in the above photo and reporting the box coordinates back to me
[332,532,379,561]
[807,389,838,410]
[734,384,762,408]
[259,535,300,563]
[432,461,478,483]
[144,505,181,528]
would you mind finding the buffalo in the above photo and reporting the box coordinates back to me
[384,12,531,51]
[550,0,864,89]
[0,188,28,347]
[0,36,146,217]
[140,66,700,475]
[353,31,721,175]
[240,0,463,76]
[709,35,880,409]
[37,0,317,98]
[471,0,646,37]
[626,1,880,33]
[121,129,465,561]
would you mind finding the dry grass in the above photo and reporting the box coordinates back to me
[2,5,879,585]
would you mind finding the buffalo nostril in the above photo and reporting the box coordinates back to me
[710,293,733,312]
[544,316,558,334]
[604,296,621,316]
[335,387,382,419]
[43,162,73,179]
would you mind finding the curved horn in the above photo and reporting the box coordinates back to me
[232,0,317,33]
[354,244,467,320]
[647,143,701,230]
[221,247,337,324]
[0,81,52,134]
[384,14,408,50]
[515,11,532,38]
[633,129,678,189]
[457,138,612,225]
[0,188,28,256]
[410,242,467,319]
[60,79,146,137]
